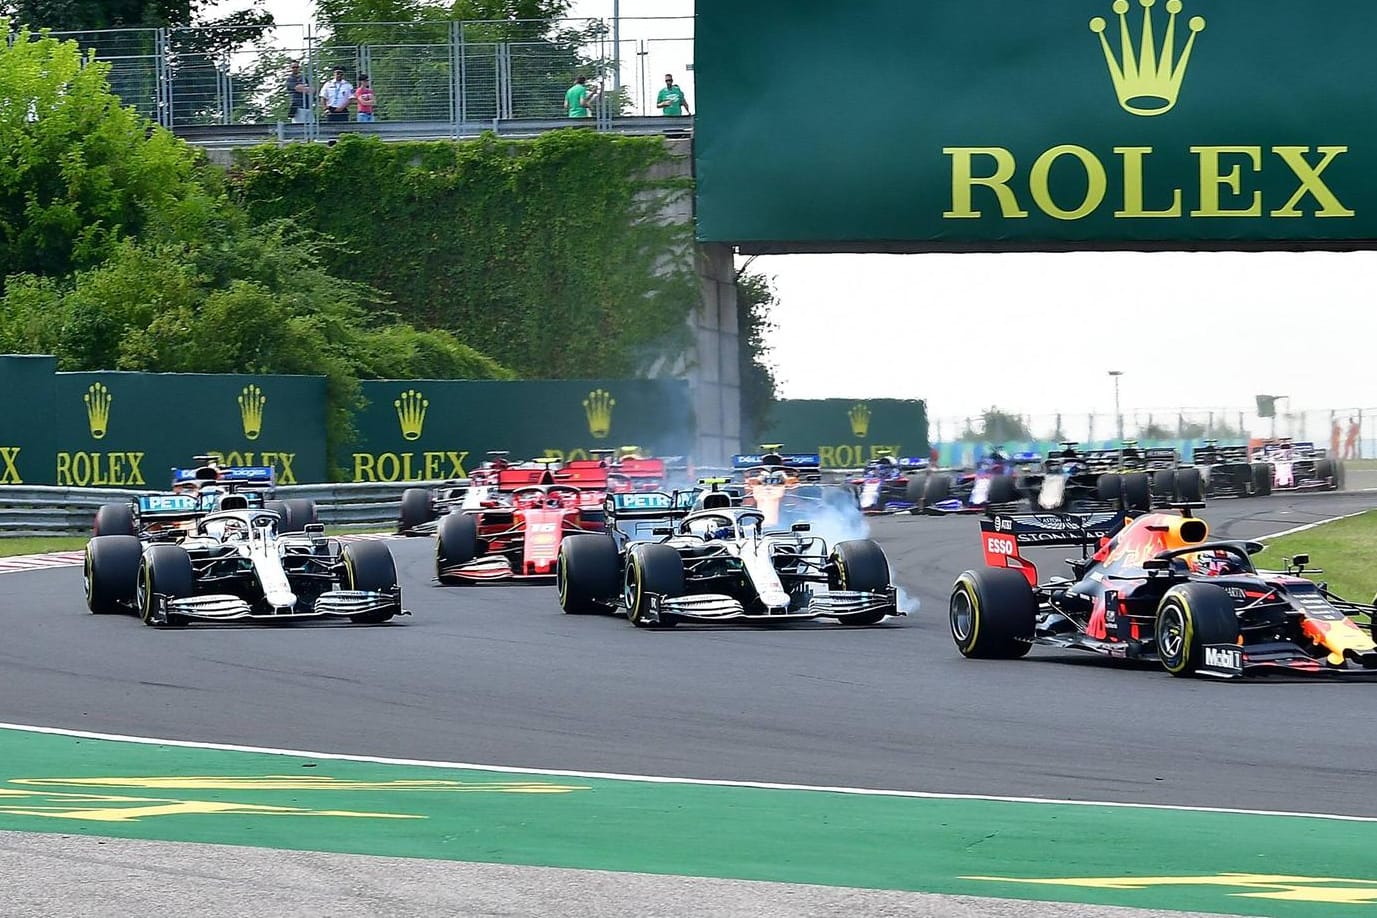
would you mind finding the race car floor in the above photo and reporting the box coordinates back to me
[1,490,1375,915]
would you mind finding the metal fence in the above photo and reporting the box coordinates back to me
[932,407,1375,459]
[32,17,694,131]
[0,482,439,537]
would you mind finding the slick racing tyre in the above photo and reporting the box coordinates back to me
[435,512,479,585]
[93,502,136,537]
[1151,469,1177,503]
[1316,459,1337,490]
[1121,472,1152,512]
[1154,583,1241,677]
[1251,463,1273,496]
[279,499,318,533]
[829,539,892,625]
[986,474,1018,506]
[920,473,951,513]
[950,568,1036,659]
[1096,473,1122,504]
[85,535,142,614]
[557,534,619,614]
[342,541,400,623]
[1173,467,1204,503]
[399,487,436,534]
[625,543,683,628]
[138,544,194,627]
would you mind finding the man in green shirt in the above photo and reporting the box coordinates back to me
[565,76,599,118]
[656,74,690,116]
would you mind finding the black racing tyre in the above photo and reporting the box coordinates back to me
[921,473,951,512]
[1251,463,1272,496]
[1174,467,1204,503]
[1096,473,1122,503]
[1316,459,1336,490]
[93,502,137,537]
[1155,582,1241,677]
[342,540,400,623]
[399,487,436,534]
[1337,460,1347,491]
[829,539,892,625]
[276,498,317,533]
[1121,472,1152,513]
[1151,469,1177,501]
[986,474,1018,505]
[85,535,142,614]
[435,512,478,585]
[138,544,194,627]
[950,568,1036,659]
[905,475,926,512]
[625,543,683,628]
[557,534,620,614]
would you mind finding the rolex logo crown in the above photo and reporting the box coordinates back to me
[84,382,112,440]
[583,389,615,439]
[1090,0,1205,118]
[395,389,428,441]
[849,403,872,438]
[238,384,266,441]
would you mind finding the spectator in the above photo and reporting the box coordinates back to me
[285,60,312,124]
[656,73,690,116]
[565,76,600,119]
[1345,417,1361,459]
[1331,419,1342,460]
[353,74,376,122]
[320,68,353,123]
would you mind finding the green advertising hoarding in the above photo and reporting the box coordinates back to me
[0,357,329,486]
[347,379,695,481]
[696,0,1375,251]
[762,399,928,468]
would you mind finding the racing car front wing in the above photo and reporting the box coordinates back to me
[148,589,407,624]
[636,587,900,625]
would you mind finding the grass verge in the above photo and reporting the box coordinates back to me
[1256,510,1377,605]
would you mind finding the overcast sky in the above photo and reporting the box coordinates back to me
[206,0,1377,424]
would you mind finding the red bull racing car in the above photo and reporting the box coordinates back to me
[950,505,1377,678]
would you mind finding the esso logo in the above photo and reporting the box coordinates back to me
[985,536,1016,556]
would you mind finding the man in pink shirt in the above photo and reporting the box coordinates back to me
[354,74,376,122]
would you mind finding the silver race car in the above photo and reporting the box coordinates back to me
[556,488,899,627]
[84,508,406,627]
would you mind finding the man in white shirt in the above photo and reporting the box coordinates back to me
[320,68,354,123]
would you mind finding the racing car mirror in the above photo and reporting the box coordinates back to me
[791,522,811,532]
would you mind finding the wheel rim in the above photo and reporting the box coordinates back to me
[1158,604,1186,664]
[557,556,570,607]
[950,588,974,642]
[83,552,93,604]
[136,561,151,621]
[623,555,639,620]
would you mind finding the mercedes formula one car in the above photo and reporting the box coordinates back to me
[555,487,900,627]
[950,506,1377,678]
[84,508,405,626]
[92,456,318,541]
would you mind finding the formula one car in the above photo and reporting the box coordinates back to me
[84,508,405,626]
[555,486,899,627]
[1013,443,1155,513]
[1254,439,1344,492]
[851,452,929,513]
[1194,440,1272,498]
[950,505,1377,678]
[92,456,318,541]
[1106,441,1205,506]
[910,449,1038,514]
[434,464,606,583]
[731,447,857,526]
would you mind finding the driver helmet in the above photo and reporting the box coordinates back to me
[1189,549,1245,577]
[709,522,735,540]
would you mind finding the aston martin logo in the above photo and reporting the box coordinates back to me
[1089,0,1206,117]
[238,384,266,440]
[395,389,428,441]
[84,383,112,439]
[584,389,615,439]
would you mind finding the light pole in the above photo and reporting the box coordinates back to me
[1108,370,1124,443]
[612,0,621,98]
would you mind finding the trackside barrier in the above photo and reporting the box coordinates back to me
[0,482,451,537]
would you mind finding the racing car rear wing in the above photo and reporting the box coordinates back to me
[731,453,822,470]
[171,466,275,488]
[980,511,1127,585]
[497,468,555,489]
[552,459,609,489]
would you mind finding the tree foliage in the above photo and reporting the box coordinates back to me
[231,131,696,379]
[735,265,778,444]
[960,408,1033,443]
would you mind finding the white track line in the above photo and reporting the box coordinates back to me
[1260,509,1372,541]
[2,721,1376,824]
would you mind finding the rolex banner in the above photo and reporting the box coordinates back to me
[761,399,929,469]
[695,0,1376,251]
[346,379,696,482]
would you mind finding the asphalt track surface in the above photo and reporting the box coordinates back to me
[2,491,1376,817]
